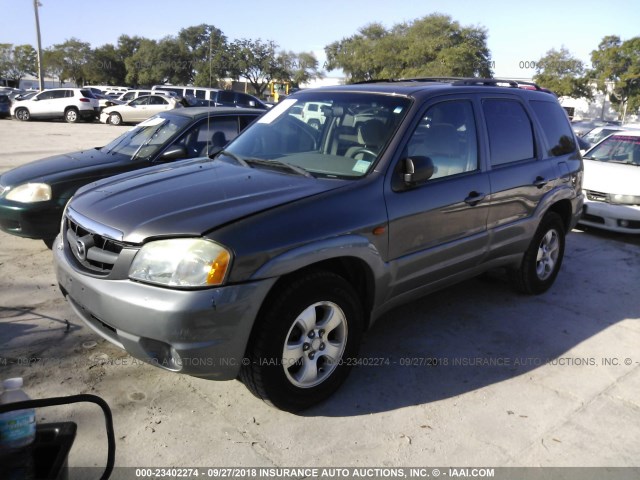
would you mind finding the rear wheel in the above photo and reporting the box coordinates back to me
[64,108,79,123]
[509,212,565,294]
[240,271,363,412]
[15,108,30,121]
[108,112,122,125]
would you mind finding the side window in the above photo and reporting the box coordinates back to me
[236,93,255,107]
[218,90,235,105]
[122,92,134,101]
[130,97,149,106]
[37,91,55,101]
[482,99,535,166]
[194,89,207,99]
[529,100,576,157]
[406,100,478,179]
[172,117,240,157]
[148,96,168,105]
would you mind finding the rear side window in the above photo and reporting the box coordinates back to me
[530,100,576,156]
[218,91,235,104]
[483,99,535,166]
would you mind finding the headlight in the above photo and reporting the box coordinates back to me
[610,194,640,206]
[5,183,52,203]
[129,238,231,288]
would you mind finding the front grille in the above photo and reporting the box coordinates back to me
[585,189,609,203]
[65,216,123,274]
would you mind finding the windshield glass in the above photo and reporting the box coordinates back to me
[224,92,411,178]
[100,114,190,160]
[583,128,620,145]
[585,134,640,165]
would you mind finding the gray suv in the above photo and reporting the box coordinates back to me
[53,78,584,411]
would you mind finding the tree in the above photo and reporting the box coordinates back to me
[325,14,493,82]
[43,48,67,85]
[228,39,285,96]
[0,44,37,86]
[125,37,192,86]
[178,24,228,86]
[590,36,640,118]
[533,47,592,99]
[277,51,323,87]
[84,44,126,85]
[51,38,92,86]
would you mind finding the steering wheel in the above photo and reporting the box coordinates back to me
[349,148,377,159]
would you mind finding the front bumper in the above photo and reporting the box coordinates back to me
[0,198,63,240]
[579,199,640,234]
[53,235,277,379]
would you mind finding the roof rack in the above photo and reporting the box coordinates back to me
[353,76,549,91]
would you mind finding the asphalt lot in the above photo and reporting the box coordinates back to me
[0,118,639,472]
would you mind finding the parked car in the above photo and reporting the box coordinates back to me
[152,85,269,109]
[10,88,99,123]
[116,89,176,103]
[52,78,584,411]
[580,130,640,233]
[571,119,619,137]
[0,108,263,247]
[100,95,183,125]
[582,125,640,147]
[0,94,10,118]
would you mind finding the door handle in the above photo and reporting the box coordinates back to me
[464,191,486,206]
[533,176,548,188]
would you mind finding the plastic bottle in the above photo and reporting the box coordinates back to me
[0,377,36,451]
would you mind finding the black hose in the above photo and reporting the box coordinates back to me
[0,394,115,480]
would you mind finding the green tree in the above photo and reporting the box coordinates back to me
[533,47,592,98]
[228,39,285,96]
[84,44,126,85]
[1,44,38,85]
[277,50,324,87]
[43,48,67,85]
[178,24,228,86]
[125,37,192,86]
[325,14,493,82]
[590,35,640,118]
[51,38,92,86]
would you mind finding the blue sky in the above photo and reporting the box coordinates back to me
[2,0,639,79]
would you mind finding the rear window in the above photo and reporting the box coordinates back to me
[483,99,535,166]
[530,100,576,156]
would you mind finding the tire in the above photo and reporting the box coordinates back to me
[308,119,321,130]
[240,270,364,412]
[108,112,122,125]
[15,108,30,121]
[64,108,79,123]
[509,212,565,294]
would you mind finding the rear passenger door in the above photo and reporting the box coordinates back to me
[481,97,557,256]
[385,98,491,297]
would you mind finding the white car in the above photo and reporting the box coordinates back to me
[100,95,183,125]
[580,130,640,233]
[10,88,100,123]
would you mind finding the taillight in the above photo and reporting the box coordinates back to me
[79,98,90,102]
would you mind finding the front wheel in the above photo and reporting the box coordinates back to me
[15,108,30,121]
[108,112,122,125]
[509,212,565,294]
[240,271,363,412]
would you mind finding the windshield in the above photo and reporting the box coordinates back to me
[100,114,190,160]
[224,93,411,178]
[584,134,640,165]
[583,128,620,145]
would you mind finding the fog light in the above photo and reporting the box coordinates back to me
[619,220,629,227]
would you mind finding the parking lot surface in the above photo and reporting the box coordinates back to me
[1,119,639,470]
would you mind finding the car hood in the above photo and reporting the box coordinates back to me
[0,149,127,187]
[583,159,640,195]
[69,159,347,244]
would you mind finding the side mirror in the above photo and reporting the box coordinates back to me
[158,146,187,162]
[403,156,434,185]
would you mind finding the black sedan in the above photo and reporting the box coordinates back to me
[0,107,263,247]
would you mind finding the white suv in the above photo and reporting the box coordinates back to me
[11,88,100,123]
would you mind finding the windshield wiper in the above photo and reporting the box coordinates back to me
[218,149,250,168]
[245,158,313,177]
